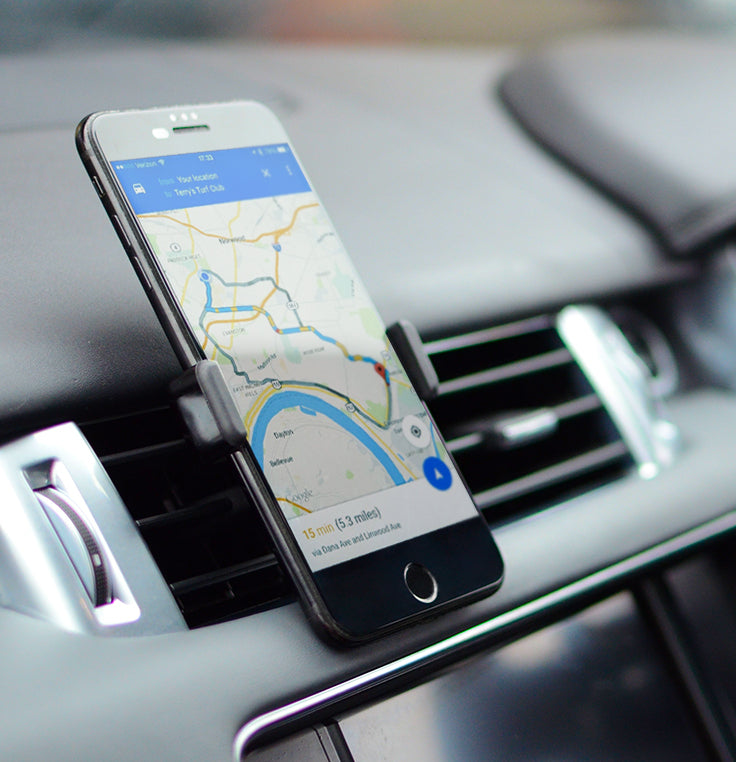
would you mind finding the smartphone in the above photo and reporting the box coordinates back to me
[76,101,503,642]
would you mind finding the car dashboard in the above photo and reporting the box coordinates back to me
[3,31,736,761]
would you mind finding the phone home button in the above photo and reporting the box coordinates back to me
[403,562,438,604]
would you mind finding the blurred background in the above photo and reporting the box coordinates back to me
[3,0,736,51]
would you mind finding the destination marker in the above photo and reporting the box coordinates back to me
[374,363,388,382]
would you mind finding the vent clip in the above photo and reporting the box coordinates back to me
[386,320,440,402]
[170,360,249,459]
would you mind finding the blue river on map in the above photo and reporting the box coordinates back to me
[249,390,406,486]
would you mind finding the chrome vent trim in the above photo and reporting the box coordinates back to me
[0,423,182,635]
[557,305,680,479]
[424,313,633,521]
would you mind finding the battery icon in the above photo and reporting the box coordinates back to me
[277,146,287,153]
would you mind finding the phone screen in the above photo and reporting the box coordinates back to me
[110,143,479,573]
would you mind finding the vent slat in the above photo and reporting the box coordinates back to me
[554,393,602,419]
[135,494,234,530]
[425,314,553,354]
[473,441,629,511]
[170,554,280,596]
[437,348,572,395]
[439,349,572,394]
[447,392,602,453]
[98,439,187,468]
[448,432,484,454]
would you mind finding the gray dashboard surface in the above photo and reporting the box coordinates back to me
[0,41,690,432]
[500,33,736,257]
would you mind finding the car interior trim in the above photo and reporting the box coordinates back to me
[234,504,736,759]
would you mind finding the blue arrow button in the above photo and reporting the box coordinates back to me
[423,456,453,491]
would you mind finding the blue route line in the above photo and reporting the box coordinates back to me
[250,391,406,486]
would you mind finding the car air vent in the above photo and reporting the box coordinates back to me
[79,407,292,628]
[424,315,633,524]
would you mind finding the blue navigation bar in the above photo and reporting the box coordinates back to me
[112,144,311,215]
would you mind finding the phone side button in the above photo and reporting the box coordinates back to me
[403,562,438,604]
[130,255,152,291]
[91,175,105,198]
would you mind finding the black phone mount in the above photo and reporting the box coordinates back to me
[170,320,439,457]
[169,360,249,459]
[385,320,439,403]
